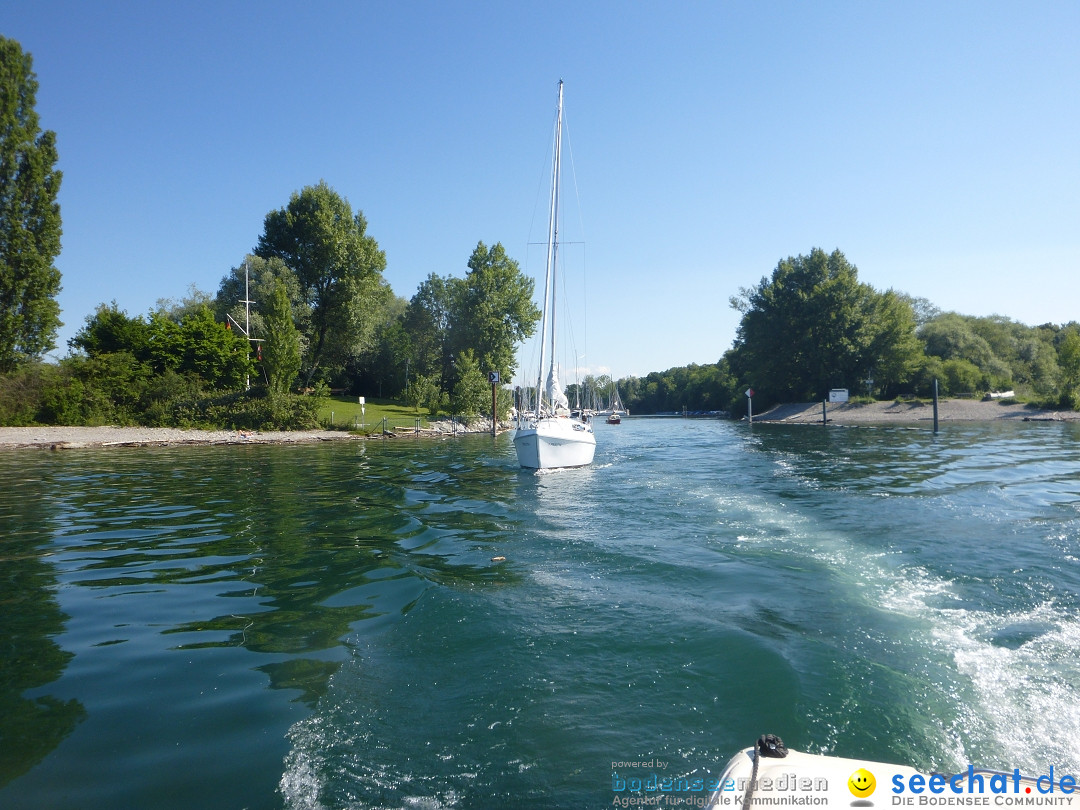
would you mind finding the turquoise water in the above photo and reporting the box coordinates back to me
[2,419,1079,808]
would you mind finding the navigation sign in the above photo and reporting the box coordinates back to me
[745,388,754,398]
[489,371,500,384]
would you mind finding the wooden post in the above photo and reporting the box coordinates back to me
[822,400,827,425]
[933,378,939,433]
[489,371,500,438]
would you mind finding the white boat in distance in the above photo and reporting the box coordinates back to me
[514,81,596,470]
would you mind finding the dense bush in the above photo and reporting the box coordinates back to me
[0,359,323,430]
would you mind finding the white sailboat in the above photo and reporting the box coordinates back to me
[605,387,626,424]
[514,80,596,470]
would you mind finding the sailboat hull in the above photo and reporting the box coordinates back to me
[514,417,596,469]
[515,82,597,472]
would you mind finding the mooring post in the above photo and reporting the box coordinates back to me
[822,400,827,425]
[933,378,939,433]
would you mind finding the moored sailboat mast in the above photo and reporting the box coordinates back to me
[536,80,564,415]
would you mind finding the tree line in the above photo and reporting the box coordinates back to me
[615,248,1079,417]
[2,37,544,429]
[2,38,1077,429]
[1,176,540,428]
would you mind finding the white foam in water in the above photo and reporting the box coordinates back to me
[718,485,1080,775]
[280,715,328,810]
[278,656,473,810]
[879,573,1080,774]
[281,712,453,810]
[937,605,1080,773]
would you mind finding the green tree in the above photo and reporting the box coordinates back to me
[405,372,438,414]
[356,296,410,397]
[728,248,917,407]
[450,241,540,384]
[0,37,63,372]
[866,290,924,398]
[403,273,454,384]
[154,285,214,324]
[940,358,982,396]
[896,293,941,328]
[919,313,1012,390]
[261,277,302,395]
[70,302,152,360]
[255,181,388,386]
[1057,330,1080,408]
[147,306,252,389]
[619,375,644,412]
[448,349,489,417]
[213,255,309,349]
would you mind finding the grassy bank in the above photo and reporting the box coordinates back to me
[317,396,431,432]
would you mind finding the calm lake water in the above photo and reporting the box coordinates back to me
[2,418,1079,808]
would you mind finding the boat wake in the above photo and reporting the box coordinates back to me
[888,578,1080,774]
[699,477,1080,775]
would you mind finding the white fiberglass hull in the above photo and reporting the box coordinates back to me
[513,417,596,469]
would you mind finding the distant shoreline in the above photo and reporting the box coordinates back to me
[751,399,1080,424]
[2,402,1077,450]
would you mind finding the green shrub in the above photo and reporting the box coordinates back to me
[0,363,53,425]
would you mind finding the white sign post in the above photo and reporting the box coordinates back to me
[745,388,754,424]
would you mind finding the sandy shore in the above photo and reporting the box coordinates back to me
[753,399,1080,424]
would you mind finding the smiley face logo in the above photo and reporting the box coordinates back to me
[848,768,876,798]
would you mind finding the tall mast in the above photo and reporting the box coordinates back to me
[549,80,563,396]
[533,79,561,414]
[536,80,563,413]
[227,259,258,391]
[243,262,252,390]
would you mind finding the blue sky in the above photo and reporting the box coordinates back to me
[4,1,1078,382]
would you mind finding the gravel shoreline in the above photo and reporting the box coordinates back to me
[0,419,513,450]
[0,425,359,450]
[1,401,1075,450]
[753,399,1080,424]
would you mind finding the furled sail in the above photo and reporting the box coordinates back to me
[546,366,569,411]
